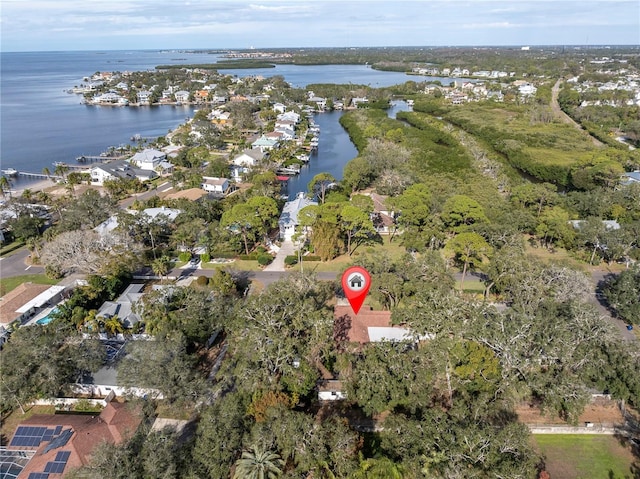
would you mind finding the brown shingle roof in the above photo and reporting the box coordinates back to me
[11,401,142,477]
[0,283,51,325]
[162,188,208,201]
[334,306,393,344]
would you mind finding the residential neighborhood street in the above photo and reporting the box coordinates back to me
[2,246,636,344]
[0,248,44,277]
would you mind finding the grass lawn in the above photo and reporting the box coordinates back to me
[221,259,263,272]
[0,241,25,257]
[301,236,408,273]
[1,405,56,446]
[533,434,635,479]
[455,278,485,295]
[0,274,59,296]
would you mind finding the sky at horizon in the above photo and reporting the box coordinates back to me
[1,0,639,53]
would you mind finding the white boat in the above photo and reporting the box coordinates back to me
[1,168,18,176]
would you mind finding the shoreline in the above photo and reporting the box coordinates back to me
[6,179,57,197]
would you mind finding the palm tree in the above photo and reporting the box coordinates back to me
[233,445,284,479]
[152,255,171,281]
[103,315,124,335]
[42,167,51,179]
[0,176,11,198]
[53,163,68,182]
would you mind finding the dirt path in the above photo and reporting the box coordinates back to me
[551,78,603,147]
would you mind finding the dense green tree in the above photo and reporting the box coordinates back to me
[299,203,344,261]
[308,173,336,204]
[445,232,492,290]
[0,324,104,413]
[510,182,558,216]
[229,274,334,397]
[603,267,640,325]
[117,333,206,405]
[339,204,376,256]
[535,205,575,248]
[441,194,488,232]
[192,392,250,479]
[342,157,376,192]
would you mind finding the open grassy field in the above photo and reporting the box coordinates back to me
[533,434,636,479]
[0,274,59,296]
[439,104,605,185]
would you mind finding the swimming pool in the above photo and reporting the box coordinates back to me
[36,308,59,325]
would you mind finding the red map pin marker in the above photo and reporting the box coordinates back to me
[342,266,371,314]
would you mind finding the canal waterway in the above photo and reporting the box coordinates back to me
[286,100,412,199]
[1,50,433,190]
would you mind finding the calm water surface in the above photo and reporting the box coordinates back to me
[0,50,426,190]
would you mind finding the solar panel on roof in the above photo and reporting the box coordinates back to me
[10,425,53,448]
[44,462,66,474]
[53,426,62,435]
[42,429,73,454]
[28,473,49,479]
[54,451,71,462]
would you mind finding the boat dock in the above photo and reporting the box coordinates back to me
[3,171,62,180]
[76,155,125,162]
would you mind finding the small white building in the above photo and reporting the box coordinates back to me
[201,177,230,195]
[317,380,346,401]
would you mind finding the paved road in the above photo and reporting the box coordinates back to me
[0,248,45,278]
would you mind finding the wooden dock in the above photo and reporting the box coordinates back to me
[76,155,125,162]
[11,171,62,180]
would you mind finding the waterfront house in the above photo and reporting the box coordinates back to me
[90,160,157,186]
[174,90,190,103]
[137,90,152,104]
[278,192,317,240]
[308,95,327,111]
[201,177,230,196]
[277,111,301,124]
[351,97,369,107]
[251,134,279,151]
[91,92,128,105]
[128,148,171,172]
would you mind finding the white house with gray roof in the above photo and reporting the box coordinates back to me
[278,192,317,240]
[90,160,157,186]
[129,148,173,173]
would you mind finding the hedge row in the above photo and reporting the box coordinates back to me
[284,255,322,265]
